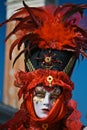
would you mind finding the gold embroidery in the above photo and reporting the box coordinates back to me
[26,59,35,71]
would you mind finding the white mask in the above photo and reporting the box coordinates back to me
[83,127,87,130]
[33,85,62,118]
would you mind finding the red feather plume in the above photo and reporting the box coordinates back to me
[1,1,87,63]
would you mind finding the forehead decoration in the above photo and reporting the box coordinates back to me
[1,1,87,76]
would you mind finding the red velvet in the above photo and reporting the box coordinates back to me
[14,69,74,99]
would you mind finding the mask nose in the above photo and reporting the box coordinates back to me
[43,92,50,107]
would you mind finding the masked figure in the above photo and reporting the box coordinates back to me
[0,1,87,130]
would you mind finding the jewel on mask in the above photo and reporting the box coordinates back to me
[47,75,53,87]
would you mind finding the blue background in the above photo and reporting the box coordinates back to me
[0,0,6,101]
[0,0,87,126]
[58,0,87,125]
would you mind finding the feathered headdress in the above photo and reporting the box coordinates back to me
[1,1,87,76]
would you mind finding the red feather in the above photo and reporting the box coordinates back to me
[1,1,87,63]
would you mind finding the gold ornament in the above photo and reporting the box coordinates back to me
[45,56,51,63]
[42,123,48,130]
[47,75,53,87]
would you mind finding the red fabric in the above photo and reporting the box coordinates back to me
[0,69,83,130]
[14,69,74,99]
[65,100,83,130]
[13,69,82,130]
[14,69,74,125]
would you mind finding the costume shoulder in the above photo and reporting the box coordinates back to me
[0,106,29,130]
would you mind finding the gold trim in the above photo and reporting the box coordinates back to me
[63,55,76,75]
[26,59,35,71]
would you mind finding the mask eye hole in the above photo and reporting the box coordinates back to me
[33,85,46,98]
[49,86,63,104]
[55,86,63,95]
[50,86,63,98]
[34,90,46,98]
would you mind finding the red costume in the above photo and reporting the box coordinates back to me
[0,1,87,130]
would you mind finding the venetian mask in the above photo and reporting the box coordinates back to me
[33,85,63,118]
